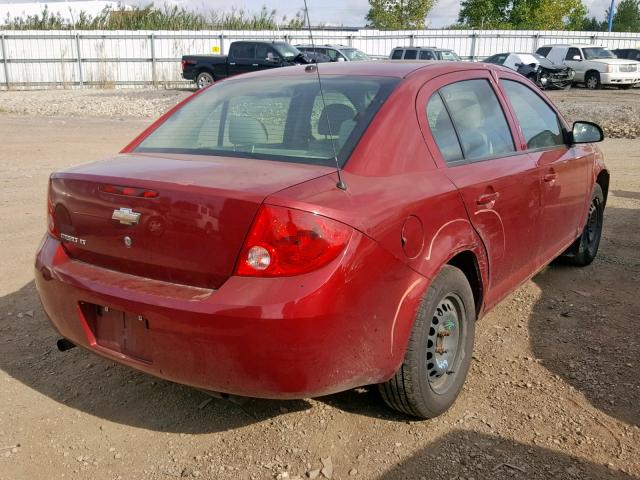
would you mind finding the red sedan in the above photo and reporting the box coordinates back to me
[36,61,608,418]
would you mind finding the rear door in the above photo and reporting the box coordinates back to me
[228,43,258,76]
[417,70,542,309]
[497,73,592,263]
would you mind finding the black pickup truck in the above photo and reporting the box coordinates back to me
[182,41,310,89]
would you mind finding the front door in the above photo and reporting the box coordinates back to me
[417,71,543,309]
[497,75,593,263]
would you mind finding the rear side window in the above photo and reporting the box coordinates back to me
[437,80,514,161]
[501,80,564,149]
[404,49,418,60]
[426,94,463,163]
[391,49,403,59]
[231,43,256,60]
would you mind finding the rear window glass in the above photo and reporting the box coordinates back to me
[404,49,418,60]
[391,50,403,59]
[136,76,399,167]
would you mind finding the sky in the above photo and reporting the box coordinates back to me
[0,0,616,27]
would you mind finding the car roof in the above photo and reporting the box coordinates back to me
[295,44,352,48]
[542,44,606,48]
[232,60,496,81]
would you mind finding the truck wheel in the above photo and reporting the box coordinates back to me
[561,184,604,266]
[378,265,476,419]
[585,71,601,90]
[196,72,214,89]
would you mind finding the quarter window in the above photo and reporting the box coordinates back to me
[438,79,515,161]
[391,49,403,59]
[501,80,564,149]
[426,94,463,163]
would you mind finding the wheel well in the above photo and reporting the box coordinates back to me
[195,68,214,79]
[585,69,600,79]
[597,169,610,206]
[447,251,483,317]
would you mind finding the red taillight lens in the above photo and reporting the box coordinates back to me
[47,180,59,239]
[236,205,352,277]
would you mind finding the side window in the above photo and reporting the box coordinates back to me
[231,44,256,60]
[439,79,515,161]
[536,46,551,57]
[565,48,582,60]
[426,94,463,164]
[391,49,403,59]
[326,49,338,61]
[403,49,418,60]
[419,50,436,60]
[256,45,278,61]
[501,80,564,150]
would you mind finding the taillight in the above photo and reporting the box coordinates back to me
[236,205,352,277]
[47,179,59,239]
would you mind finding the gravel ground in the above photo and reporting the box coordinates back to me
[0,107,639,479]
[1,85,639,138]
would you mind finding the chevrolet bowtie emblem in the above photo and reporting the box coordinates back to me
[112,207,141,226]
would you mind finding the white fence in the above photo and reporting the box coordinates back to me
[1,29,640,89]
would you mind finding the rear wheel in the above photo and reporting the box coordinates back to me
[378,265,476,419]
[585,71,601,90]
[561,184,604,266]
[196,71,214,89]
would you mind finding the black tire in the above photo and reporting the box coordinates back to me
[585,71,601,90]
[196,71,214,89]
[562,184,604,266]
[378,265,476,419]
[618,84,634,90]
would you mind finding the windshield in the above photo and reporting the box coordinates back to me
[136,76,399,167]
[583,47,616,60]
[276,43,301,59]
[341,48,370,61]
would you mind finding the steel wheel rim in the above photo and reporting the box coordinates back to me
[586,76,597,89]
[198,74,212,88]
[585,198,602,247]
[426,294,464,394]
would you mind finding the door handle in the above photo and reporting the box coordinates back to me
[229,62,236,66]
[252,63,259,66]
[543,172,558,182]
[476,192,500,205]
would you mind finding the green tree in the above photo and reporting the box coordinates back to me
[612,0,640,31]
[457,0,588,29]
[366,0,436,29]
[583,16,606,31]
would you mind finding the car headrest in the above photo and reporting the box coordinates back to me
[318,103,356,136]
[228,115,268,145]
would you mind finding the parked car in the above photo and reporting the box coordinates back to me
[536,44,640,89]
[390,46,461,61]
[295,44,371,62]
[37,61,608,419]
[181,41,309,89]
[613,48,640,62]
[483,52,574,89]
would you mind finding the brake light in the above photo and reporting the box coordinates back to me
[47,179,59,239]
[100,184,158,198]
[181,59,195,71]
[236,205,352,277]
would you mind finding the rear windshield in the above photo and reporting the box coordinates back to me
[136,75,399,167]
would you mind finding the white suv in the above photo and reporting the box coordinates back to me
[536,44,640,89]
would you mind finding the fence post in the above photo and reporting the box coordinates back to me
[1,33,9,90]
[219,33,225,54]
[75,33,83,88]
[532,33,539,51]
[469,32,477,61]
[150,33,157,88]
[347,34,353,47]
[409,34,415,47]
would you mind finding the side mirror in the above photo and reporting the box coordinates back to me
[266,56,282,64]
[336,57,346,62]
[571,121,604,144]
[572,55,582,61]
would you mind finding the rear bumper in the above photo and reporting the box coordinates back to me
[35,233,427,399]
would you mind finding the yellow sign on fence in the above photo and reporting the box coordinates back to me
[211,46,220,53]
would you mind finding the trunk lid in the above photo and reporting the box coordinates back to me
[51,153,332,288]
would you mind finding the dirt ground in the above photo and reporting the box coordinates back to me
[0,112,638,480]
